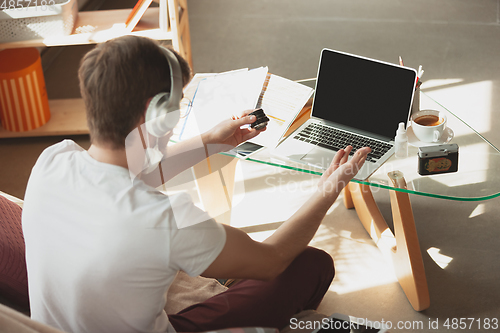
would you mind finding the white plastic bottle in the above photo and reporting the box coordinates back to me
[394,122,408,158]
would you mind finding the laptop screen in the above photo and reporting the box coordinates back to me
[312,49,417,141]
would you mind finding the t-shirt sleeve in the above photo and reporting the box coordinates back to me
[34,140,83,168]
[168,193,226,277]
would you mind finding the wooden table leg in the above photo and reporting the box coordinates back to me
[343,172,430,311]
[192,154,238,225]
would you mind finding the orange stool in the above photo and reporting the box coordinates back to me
[0,48,51,132]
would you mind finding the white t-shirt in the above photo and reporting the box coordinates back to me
[22,140,226,333]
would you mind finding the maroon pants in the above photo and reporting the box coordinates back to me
[168,247,335,332]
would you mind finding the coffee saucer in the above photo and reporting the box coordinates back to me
[407,125,454,147]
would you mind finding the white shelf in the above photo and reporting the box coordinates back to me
[0,7,169,49]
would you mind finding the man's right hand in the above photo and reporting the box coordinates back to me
[317,146,371,199]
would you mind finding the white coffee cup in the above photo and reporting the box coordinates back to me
[411,109,447,143]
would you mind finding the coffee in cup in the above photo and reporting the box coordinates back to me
[411,109,447,143]
[413,114,443,127]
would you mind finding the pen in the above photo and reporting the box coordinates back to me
[418,65,425,78]
[416,65,424,88]
[399,56,404,66]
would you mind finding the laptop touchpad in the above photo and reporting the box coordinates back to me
[274,138,315,161]
[300,147,335,169]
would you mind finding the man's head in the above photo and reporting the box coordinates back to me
[78,36,192,149]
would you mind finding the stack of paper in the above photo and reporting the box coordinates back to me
[175,67,314,148]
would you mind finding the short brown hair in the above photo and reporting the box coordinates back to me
[78,36,192,149]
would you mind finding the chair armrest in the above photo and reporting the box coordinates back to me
[0,303,64,333]
[0,191,23,209]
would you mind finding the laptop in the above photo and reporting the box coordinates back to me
[272,48,417,180]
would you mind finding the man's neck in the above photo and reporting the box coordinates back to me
[87,143,128,169]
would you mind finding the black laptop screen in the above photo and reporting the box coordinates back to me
[312,49,417,140]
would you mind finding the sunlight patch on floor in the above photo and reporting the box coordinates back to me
[422,80,493,135]
[469,203,486,219]
[427,247,453,269]
[311,225,398,295]
[429,142,489,188]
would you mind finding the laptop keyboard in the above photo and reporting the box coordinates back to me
[293,123,392,163]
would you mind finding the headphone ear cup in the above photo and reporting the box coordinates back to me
[145,93,167,122]
[145,92,180,137]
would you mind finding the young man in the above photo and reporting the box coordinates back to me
[22,36,371,333]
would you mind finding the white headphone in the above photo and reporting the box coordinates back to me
[144,46,184,137]
[141,46,184,174]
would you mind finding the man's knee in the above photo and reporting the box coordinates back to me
[296,247,335,281]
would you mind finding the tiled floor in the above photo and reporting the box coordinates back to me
[1,0,499,331]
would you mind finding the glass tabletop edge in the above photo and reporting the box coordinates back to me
[245,155,500,202]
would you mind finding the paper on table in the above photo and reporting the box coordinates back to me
[249,73,314,148]
[177,67,268,141]
[171,72,222,142]
[173,70,246,141]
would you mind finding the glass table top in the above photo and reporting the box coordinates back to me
[240,92,500,201]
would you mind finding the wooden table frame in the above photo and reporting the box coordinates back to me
[343,173,430,311]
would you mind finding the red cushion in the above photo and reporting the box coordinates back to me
[0,195,29,309]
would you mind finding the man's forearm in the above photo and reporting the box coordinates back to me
[159,132,233,183]
[159,134,209,181]
[263,186,342,270]
[138,134,209,187]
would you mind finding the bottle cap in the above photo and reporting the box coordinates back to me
[396,122,407,138]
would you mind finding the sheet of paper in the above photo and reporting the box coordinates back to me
[171,72,220,142]
[177,67,268,141]
[249,74,314,147]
